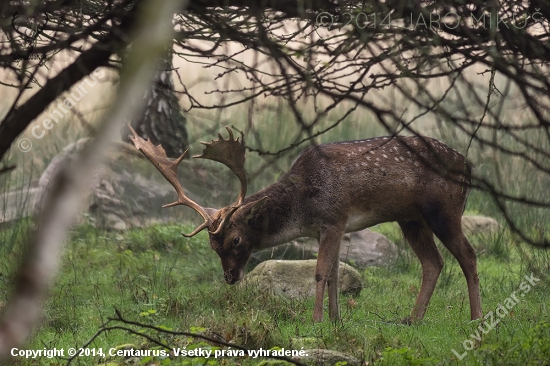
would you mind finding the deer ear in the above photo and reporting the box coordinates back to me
[238,196,267,222]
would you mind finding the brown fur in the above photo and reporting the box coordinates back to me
[208,135,482,323]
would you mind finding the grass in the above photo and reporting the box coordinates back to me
[1,95,549,365]
[0,220,548,366]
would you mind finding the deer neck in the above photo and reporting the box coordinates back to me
[245,181,309,250]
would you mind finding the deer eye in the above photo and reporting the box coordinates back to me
[233,237,241,245]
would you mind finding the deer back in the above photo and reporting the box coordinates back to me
[279,136,470,231]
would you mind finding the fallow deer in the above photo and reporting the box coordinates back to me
[129,126,482,323]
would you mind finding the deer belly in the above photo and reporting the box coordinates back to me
[345,212,382,232]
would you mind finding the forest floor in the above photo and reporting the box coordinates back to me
[2,219,548,366]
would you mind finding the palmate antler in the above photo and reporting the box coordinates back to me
[129,125,247,237]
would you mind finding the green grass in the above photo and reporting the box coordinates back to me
[1,99,549,365]
[0,221,548,366]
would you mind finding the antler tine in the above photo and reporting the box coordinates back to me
[181,221,210,238]
[209,207,238,235]
[128,125,212,237]
[193,126,247,207]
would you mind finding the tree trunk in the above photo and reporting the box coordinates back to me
[122,51,189,158]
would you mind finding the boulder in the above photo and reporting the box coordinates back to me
[299,349,360,366]
[462,215,501,236]
[242,259,362,299]
[249,229,398,269]
[0,180,39,226]
[31,138,232,230]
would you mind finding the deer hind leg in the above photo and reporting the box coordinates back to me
[313,225,345,322]
[423,210,483,320]
[399,221,444,324]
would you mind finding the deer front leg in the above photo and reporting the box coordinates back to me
[313,225,344,322]
[327,252,340,320]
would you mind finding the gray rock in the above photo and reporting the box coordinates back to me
[0,180,39,226]
[250,229,398,269]
[242,259,362,299]
[31,138,229,230]
[299,349,360,366]
[462,215,501,236]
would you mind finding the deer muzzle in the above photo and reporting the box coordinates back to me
[223,268,244,284]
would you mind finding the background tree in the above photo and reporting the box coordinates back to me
[122,50,189,158]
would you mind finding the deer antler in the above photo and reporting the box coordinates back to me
[194,126,247,234]
[130,126,248,236]
[128,125,213,237]
[194,127,247,205]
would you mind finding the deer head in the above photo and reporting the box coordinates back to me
[129,126,266,283]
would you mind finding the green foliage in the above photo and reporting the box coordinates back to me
[375,347,436,366]
[0,213,547,366]
[3,221,544,366]
[470,321,550,365]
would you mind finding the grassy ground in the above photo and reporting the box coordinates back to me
[1,101,549,365]
[0,219,548,366]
